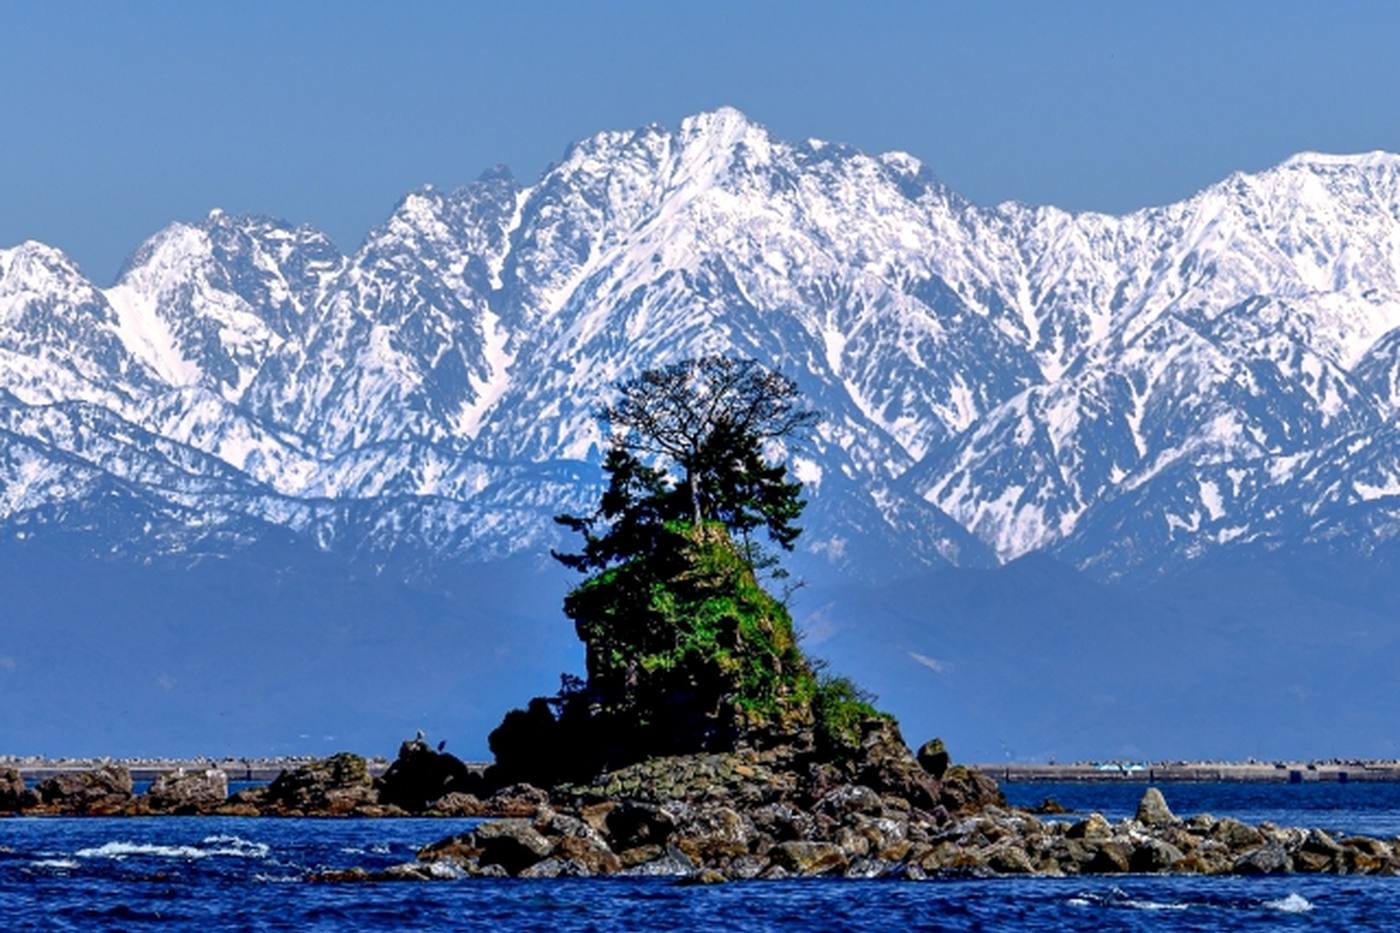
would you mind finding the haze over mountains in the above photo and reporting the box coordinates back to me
[3,109,1399,760]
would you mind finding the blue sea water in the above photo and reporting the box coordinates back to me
[3,783,1399,931]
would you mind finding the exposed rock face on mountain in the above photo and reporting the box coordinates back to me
[3,110,1399,584]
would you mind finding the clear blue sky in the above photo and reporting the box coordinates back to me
[4,1,1399,283]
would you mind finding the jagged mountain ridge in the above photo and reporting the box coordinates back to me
[1,108,1399,581]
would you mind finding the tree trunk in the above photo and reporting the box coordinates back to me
[688,469,702,528]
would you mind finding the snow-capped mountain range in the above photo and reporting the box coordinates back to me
[4,108,1400,582]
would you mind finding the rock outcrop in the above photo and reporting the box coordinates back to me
[144,768,229,813]
[364,786,1400,882]
[0,767,37,812]
[235,753,385,816]
[375,737,481,812]
[31,764,133,815]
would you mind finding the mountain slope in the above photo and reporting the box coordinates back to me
[0,109,1397,584]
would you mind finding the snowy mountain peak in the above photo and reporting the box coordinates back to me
[1279,149,1400,170]
[2,113,1400,581]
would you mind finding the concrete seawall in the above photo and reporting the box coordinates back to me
[5,757,396,783]
[978,762,1400,783]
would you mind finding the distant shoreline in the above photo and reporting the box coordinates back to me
[978,762,1400,783]
[2,756,394,783]
[8,756,1400,784]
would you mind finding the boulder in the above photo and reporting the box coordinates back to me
[604,801,678,850]
[376,736,478,812]
[483,783,550,817]
[424,792,484,817]
[0,768,36,812]
[264,753,377,814]
[35,765,133,814]
[937,765,1004,813]
[519,857,588,878]
[812,784,883,820]
[554,834,623,875]
[849,719,941,809]
[1212,817,1264,850]
[1030,797,1068,815]
[615,844,695,877]
[770,840,848,876]
[984,841,1035,874]
[671,805,753,863]
[475,819,554,874]
[145,768,228,813]
[1130,837,1184,872]
[417,833,479,865]
[915,738,950,779]
[1066,813,1113,840]
[1134,787,1177,828]
[678,867,728,885]
[747,801,815,842]
[1085,840,1132,873]
[1233,843,1291,874]
[1339,836,1394,874]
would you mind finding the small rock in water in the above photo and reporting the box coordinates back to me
[1135,787,1177,827]
[1030,796,1068,814]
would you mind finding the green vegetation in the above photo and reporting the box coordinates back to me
[811,672,887,756]
[487,357,890,785]
[564,521,816,732]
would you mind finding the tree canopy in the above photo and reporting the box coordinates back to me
[555,355,819,574]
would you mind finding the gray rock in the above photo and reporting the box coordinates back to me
[619,845,695,877]
[519,857,587,878]
[425,792,483,817]
[0,768,35,811]
[915,738,950,779]
[1234,843,1291,874]
[770,840,849,876]
[264,753,376,814]
[475,819,554,874]
[605,801,678,850]
[1066,813,1113,839]
[1134,787,1177,828]
[676,868,728,885]
[1130,837,1184,872]
[36,765,133,814]
[844,857,895,879]
[984,842,1035,874]
[1212,818,1264,850]
[1085,840,1132,873]
[145,768,228,812]
[814,784,883,820]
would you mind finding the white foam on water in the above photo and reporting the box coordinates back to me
[253,873,303,884]
[1265,893,1314,914]
[1123,899,1189,911]
[30,858,80,869]
[1068,888,1190,912]
[75,835,269,861]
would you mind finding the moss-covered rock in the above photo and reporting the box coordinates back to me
[490,524,823,785]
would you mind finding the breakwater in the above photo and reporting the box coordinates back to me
[980,762,1400,783]
[3,756,395,783]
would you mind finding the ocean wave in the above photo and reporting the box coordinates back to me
[30,858,80,869]
[1265,893,1314,914]
[75,835,269,861]
[253,872,304,884]
[1067,888,1189,912]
